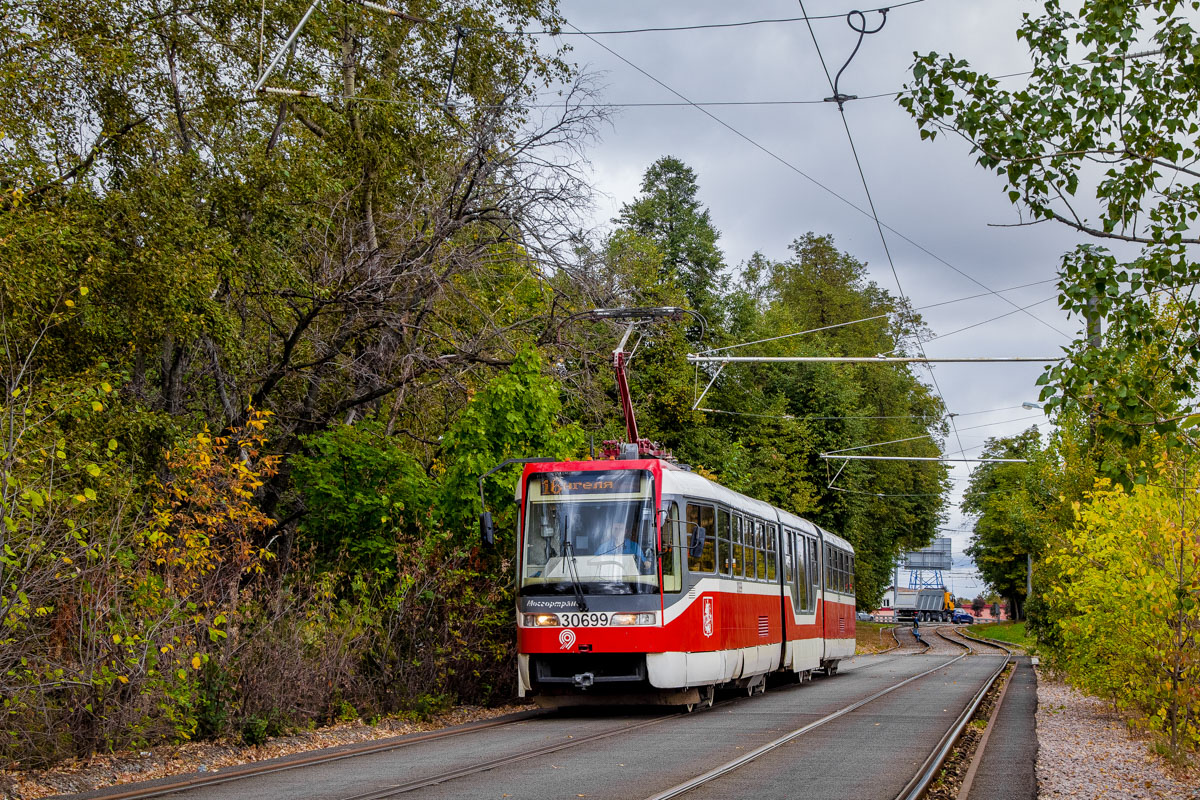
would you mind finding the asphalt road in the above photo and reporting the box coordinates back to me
[89,651,1005,800]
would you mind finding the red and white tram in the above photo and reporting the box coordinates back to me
[478,307,858,708]
[513,456,856,707]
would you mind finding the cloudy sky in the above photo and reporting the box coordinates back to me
[528,0,1105,598]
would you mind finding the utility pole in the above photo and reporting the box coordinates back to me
[1025,551,1033,622]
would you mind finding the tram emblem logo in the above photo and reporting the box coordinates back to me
[558,629,576,650]
[702,597,714,638]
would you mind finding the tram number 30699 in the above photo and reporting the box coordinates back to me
[561,613,609,627]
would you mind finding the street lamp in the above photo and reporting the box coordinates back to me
[1021,401,1044,410]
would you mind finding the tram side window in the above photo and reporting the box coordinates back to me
[766,524,777,581]
[662,502,683,593]
[809,539,819,607]
[734,515,744,578]
[825,545,833,588]
[755,520,767,581]
[717,507,732,576]
[795,534,809,611]
[782,530,794,583]
[848,555,855,593]
[731,515,744,578]
[734,516,746,580]
[744,520,753,582]
[686,503,716,574]
[745,520,755,581]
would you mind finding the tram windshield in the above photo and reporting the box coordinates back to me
[520,470,658,595]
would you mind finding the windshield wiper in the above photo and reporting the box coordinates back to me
[560,527,588,612]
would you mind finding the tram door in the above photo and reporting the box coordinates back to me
[819,537,830,660]
[780,529,795,659]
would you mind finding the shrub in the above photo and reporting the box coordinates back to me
[1047,453,1200,759]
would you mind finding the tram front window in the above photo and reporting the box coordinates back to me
[521,470,658,595]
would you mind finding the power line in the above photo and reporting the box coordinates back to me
[519,2,927,36]
[829,486,945,498]
[698,403,1044,423]
[798,1,970,468]
[263,71,1047,110]
[821,413,1044,460]
[697,278,1059,355]
[698,408,943,421]
[566,22,1070,344]
[932,295,1059,342]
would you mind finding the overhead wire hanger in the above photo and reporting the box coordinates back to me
[823,8,889,110]
[252,0,427,96]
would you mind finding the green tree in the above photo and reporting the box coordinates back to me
[616,156,726,326]
[291,422,435,579]
[962,428,1049,620]
[650,230,950,609]
[1048,450,1200,758]
[902,0,1200,464]
[439,345,584,546]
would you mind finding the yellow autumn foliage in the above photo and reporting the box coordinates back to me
[1047,453,1200,759]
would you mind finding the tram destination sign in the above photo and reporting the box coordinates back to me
[536,470,644,496]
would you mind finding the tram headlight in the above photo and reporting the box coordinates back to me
[609,612,656,626]
[523,613,561,627]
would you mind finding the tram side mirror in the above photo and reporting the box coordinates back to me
[479,512,495,548]
[689,526,707,559]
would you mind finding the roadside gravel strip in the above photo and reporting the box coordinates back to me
[1036,670,1199,800]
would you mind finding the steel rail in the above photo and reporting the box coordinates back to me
[686,355,1064,364]
[75,710,548,800]
[956,664,1018,800]
[958,628,1018,655]
[642,649,969,800]
[338,662,891,800]
[892,628,1013,800]
[79,661,844,800]
[335,711,683,800]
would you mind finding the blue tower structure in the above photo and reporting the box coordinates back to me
[900,537,952,590]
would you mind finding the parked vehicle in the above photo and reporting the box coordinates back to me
[951,610,974,625]
[856,611,873,622]
[898,588,955,622]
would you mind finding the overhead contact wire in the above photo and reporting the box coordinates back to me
[697,278,1059,355]
[568,23,1069,341]
[797,0,968,465]
[505,1,927,36]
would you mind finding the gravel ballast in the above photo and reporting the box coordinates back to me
[1036,670,1198,799]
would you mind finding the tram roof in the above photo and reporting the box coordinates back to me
[660,466,853,554]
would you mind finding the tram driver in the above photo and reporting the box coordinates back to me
[596,521,654,574]
[596,522,638,555]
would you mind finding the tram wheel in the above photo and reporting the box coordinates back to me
[701,686,716,708]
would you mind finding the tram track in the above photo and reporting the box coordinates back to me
[72,635,1014,800]
[66,711,549,800]
[644,626,1010,800]
[333,657,935,800]
[69,658,896,800]
[895,627,1013,800]
[333,711,682,800]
